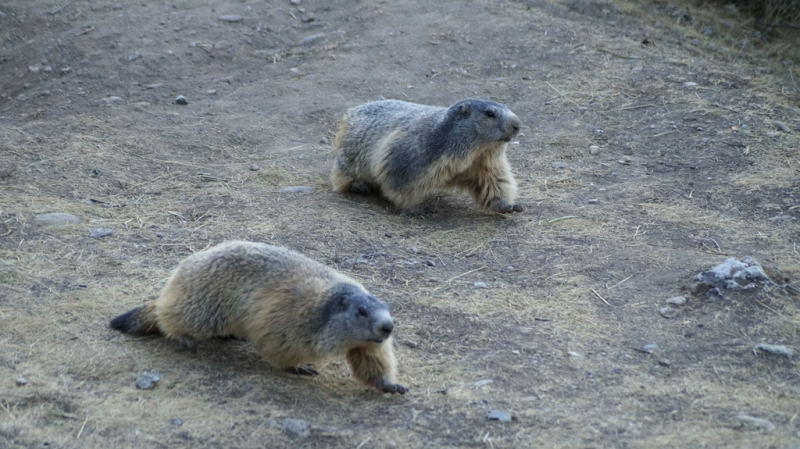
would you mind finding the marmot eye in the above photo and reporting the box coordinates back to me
[357,307,369,317]
[485,110,496,118]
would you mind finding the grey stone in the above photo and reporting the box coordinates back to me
[135,373,161,390]
[301,33,325,45]
[666,295,687,305]
[753,343,793,358]
[15,376,27,386]
[174,95,188,105]
[473,281,489,289]
[90,228,113,238]
[249,164,260,171]
[589,144,601,154]
[487,410,513,422]
[103,96,124,103]
[551,161,570,169]
[290,0,301,4]
[736,413,775,432]
[218,15,243,23]
[282,418,310,438]
[641,343,658,353]
[279,186,313,193]
[696,257,771,296]
[319,136,330,145]
[35,212,81,226]
[170,418,183,426]
[587,198,599,204]
[474,379,493,387]
[659,306,676,318]
[774,121,791,133]
[683,81,698,88]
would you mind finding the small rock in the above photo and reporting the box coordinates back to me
[90,228,113,238]
[473,281,489,289]
[657,358,671,367]
[474,379,493,387]
[282,418,310,438]
[103,96,124,103]
[218,15,243,23]
[35,212,81,226]
[249,164,260,171]
[319,136,330,145]
[174,95,188,105]
[127,54,141,62]
[15,377,28,386]
[424,260,435,267]
[300,33,325,46]
[290,0,301,4]
[486,410,513,422]
[135,373,161,390]
[589,144,601,154]
[773,121,791,133]
[659,306,676,318]
[59,67,71,75]
[568,351,584,360]
[640,343,659,354]
[695,257,771,296]
[683,81,698,88]
[145,83,163,89]
[551,161,570,169]
[666,295,687,306]
[587,198,599,204]
[206,89,217,95]
[618,157,632,165]
[300,14,315,23]
[28,65,41,73]
[42,66,53,73]
[736,413,775,432]
[279,186,313,193]
[753,343,793,358]
[170,418,183,426]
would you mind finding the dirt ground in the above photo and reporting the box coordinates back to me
[1,0,799,448]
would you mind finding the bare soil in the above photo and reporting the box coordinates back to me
[1,0,798,448]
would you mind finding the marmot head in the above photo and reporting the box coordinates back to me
[449,99,522,144]
[320,283,394,349]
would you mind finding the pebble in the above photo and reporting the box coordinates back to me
[659,306,676,319]
[282,418,310,438]
[90,228,113,238]
[170,418,183,426]
[736,413,775,432]
[683,81,698,88]
[35,212,81,226]
[587,198,599,204]
[279,186,313,193]
[657,358,671,367]
[568,351,584,360]
[589,144,601,154]
[301,33,325,46]
[773,121,791,133]
[319,136,330,145]
[753,343,793,358]
[290,0,301,4]
[618,157,632,165]
[145,83,163,89]
[15,376,28,386]
[135,373,161,390]
[174,95,188,105]
[103,96,124,103]
[218,15,243,22]
[249,164,260,171]
[486,410,513,422]
[473,281,489,289]
[127,54,141,62]
[551,161,570,169]
[206,89,217,95]
[640,343,659,354]
[59,67,71,75]
[28,65,41,73]
[666,295,687,305]
[474,379,493,387]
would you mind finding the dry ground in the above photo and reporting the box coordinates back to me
[1,0,799,448]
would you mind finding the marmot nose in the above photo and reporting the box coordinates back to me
[508,116,521,136]
[378,321,394,337]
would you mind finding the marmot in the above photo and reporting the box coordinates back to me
[330,99,524,213]
[110,241,407,394]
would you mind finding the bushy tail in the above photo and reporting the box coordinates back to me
[110,303,161,336]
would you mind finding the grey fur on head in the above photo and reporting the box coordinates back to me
[318,283,394,352]
[331,98,524,213]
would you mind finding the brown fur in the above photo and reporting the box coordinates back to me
[110,241,406,394]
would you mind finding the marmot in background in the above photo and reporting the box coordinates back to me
[331,99,524,213]
[110,241,407,394]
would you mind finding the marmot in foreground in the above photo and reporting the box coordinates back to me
[331,99,524,213]
[110,241,407,394]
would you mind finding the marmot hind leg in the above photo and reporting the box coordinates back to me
[346,340,408,394]
[331,163,356,192]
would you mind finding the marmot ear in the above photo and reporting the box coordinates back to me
[456,103,471,117]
